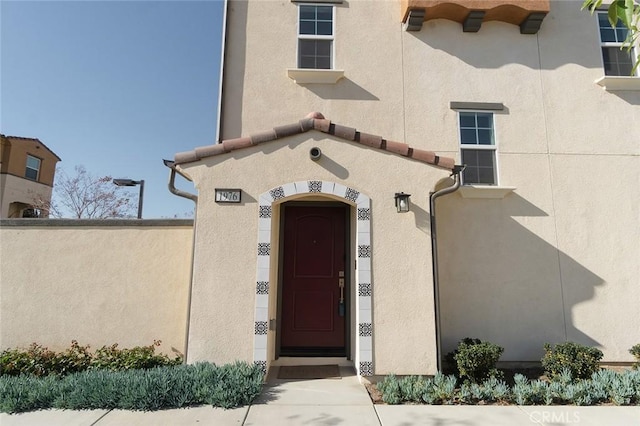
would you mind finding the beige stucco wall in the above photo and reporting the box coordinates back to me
[221,0,407,141]
[0,174,53,218]
[0,221,193,356]
[180,132,451,375]
[435,2,639,363]
[216,0,639,366]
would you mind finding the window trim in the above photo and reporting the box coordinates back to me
[457,110,499,186]
[296,3,336,70]
[25,154,41,181]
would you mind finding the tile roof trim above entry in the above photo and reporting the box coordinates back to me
[174,112,456,171]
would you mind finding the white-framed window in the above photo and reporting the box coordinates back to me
[459,111,497,185]
[25,155,41,181]
[597,12,636,76]
[297,4,334,69]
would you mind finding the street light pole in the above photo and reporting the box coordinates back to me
[113,178,145,219]
[136,180,144,219]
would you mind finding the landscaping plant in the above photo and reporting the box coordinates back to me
[374,369,640,406]
[0,340,181,377]
[0,361,264,413]
[630,344,640,369]
[445,338,504,383]
[541,342,603,380]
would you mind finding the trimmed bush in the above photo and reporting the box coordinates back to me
[0,361,263,413]
[542,342,603,380]
[630,344,640,369]
[445,338,504,383]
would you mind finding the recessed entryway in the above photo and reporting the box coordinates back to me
[252,181,374,377]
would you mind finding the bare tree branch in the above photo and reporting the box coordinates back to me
[31,166,136,219]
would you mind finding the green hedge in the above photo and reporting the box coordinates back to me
[0,361,263,413]
[0,341,181,377]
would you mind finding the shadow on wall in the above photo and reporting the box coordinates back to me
[219,0,248,140]
[302,78,379,101]
[435,191,604,361]
[407,2,603,71]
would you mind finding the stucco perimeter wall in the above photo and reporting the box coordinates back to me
[0,220,193,356]
[181,133,451,375]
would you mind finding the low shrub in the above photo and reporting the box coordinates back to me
[376,373,458,405]
[630,344,640,369]
[0,361,263,413]
[541,342,603,380]
[445,338,504,383]
[0,343,58,377]
[375,369,640,406]
[0,340,181,377]
[90,340,182,371]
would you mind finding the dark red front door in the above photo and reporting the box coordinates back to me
[281,205,346,355]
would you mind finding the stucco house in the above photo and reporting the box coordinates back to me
[0,135,61,218]
[165,0,639,377]
[1,0,638,380]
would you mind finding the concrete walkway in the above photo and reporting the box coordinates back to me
[2,367,639,425]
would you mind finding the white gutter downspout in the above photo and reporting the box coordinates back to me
[429,165,465,372]
[163,160,198,363]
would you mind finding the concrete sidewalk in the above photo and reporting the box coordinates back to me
[2,367,639,425]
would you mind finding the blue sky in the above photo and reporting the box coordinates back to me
[1,0,224,218]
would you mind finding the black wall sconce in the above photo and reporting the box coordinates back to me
[394,192,411,213]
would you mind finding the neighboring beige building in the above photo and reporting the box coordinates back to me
[169,0,639,377]
[0,135,61,218]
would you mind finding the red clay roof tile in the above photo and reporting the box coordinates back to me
[331,124,357,141]
[222,137,253,152]
[357,132,383,149]
[173,113,455,171]
[385,140,410,156]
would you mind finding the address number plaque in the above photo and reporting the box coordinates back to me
[215,188,242,203]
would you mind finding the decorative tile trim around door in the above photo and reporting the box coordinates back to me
[253,181,373,376]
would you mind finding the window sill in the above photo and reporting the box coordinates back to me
[287,68,344,84]
[595,76,640,91]
[458,185,516,199]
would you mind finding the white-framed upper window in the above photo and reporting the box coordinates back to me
[297,4,334,69]
[459,111,497,185]
[597,12,637,76]
[25,155,41,181]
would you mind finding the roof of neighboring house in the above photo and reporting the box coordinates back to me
[1,134,62,161]
[174,112,456,171]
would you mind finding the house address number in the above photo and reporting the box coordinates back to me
[215,189,242,203]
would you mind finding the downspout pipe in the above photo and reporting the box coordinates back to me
[163,159,198,203]
[429,164,465,372]
[163,159,198,363]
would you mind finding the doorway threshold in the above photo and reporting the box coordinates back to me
[272,357,352,367]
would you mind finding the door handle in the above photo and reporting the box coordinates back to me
[338,277,345,316]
